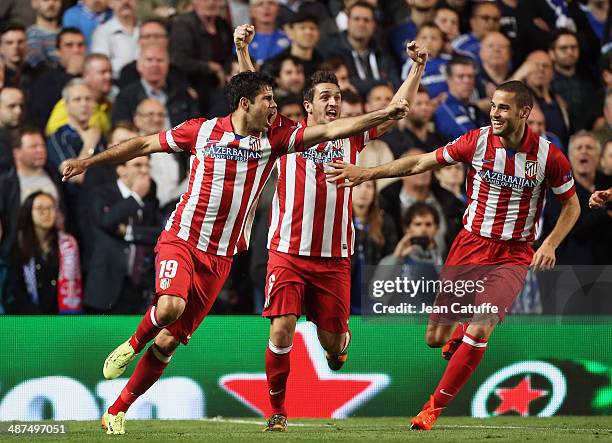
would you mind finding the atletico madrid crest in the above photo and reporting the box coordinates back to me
[249,136,262,152]
[160,278,171,290]
[525,160,538,180]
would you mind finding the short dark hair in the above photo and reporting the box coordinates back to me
[12,126,43,149]
[303,70,339,102]
[347,1,375,18]
[416,21,443,38]
[404,202,440,228]
[340,89,362,105]
[267,55,304,79]
[289,11,319,27]
[471,1,501,18]
[496,80,534,109]
[277,93,302,109]
[319,57,349,73]
[549,27,578,50]
[226,71,275,112]
[1,22,26,37]
[445,55,475,77]
[140,17,168,32]
[417,85,430,96]
[56,27,84,49]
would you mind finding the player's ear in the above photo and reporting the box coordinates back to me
[522,106,531,120]
[303,100,312,114]
[239,96,250,111]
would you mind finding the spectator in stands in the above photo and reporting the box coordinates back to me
[12,126,60,203]
[593,52,612,131]
[169,0,233,114]
[370,202,443,312]
[388,0,437,65]
[118,18,169,87]
[440,0,470,34]
[321,1,400,96]
[379,147,462,255]
[434,6,460,55]
[549,28,597,131]
[84,155,162,313]
[276,94,305,122]
[62,0,112,48]
[263,12,322,77]
[319,56,359,94]
[543,131,611,265]
[453,1,501,62]
[46,53,113,137]
[91,0,140,79]
[393,86,445,156]
[135,0,192,21]
[514,50,570,147]
[0,87,24,170]
[112,43,198,128]
[351,179,397,313]
[339,88,364,117]
[434,55,488,143]
[266,55,305,100]
[1,23,36,90]
[0,0,36,27]
[401,22,450,98]
[133,98,187,209]
[248,0,291,65]
[527,102,564,151]
[47,79,105,179]
[5,191,83,314]
[600,140,612,181]
[434,161,465,203]
[28,28,86,129]
[477,31,512,100]
[26,0,62,69]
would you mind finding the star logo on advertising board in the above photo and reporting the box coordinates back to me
[218,323,390,418]
[472,361,566,417]
[493,376,548,416]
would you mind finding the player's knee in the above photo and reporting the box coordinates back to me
[154,329,180,355]
[270,327,294,348]
[156,296,186,325]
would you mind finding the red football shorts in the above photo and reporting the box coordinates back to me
[153,232,232,344]
[430,229,533,324]
[262,250,351,334]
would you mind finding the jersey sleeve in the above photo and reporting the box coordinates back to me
[434,129,479,165]
[545,144,576,202]
[269,123,306,156]
[158,118,204,154]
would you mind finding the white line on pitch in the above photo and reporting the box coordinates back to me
[203,418,334,427]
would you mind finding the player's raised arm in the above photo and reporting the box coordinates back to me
[61,133,163,182]
[377,41,428,135]
[302,99,409,150]
[326,150,442,188]
[234,24,256,73]
[531,193,580,271]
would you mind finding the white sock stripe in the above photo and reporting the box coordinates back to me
[341,331,351,353]
[150,306,160,328]
[150,344,172,363]
[268,340,292,354]
[462,335,487,348]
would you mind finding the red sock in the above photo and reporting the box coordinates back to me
[108,345,171,415]
[430,332,487,415]
[129,306,163,353]
[450,321,469,342]
[266,340,292,417]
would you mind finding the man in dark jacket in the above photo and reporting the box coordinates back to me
[111,43,199,128]
[84,156,162,313]
[168,1,233,115]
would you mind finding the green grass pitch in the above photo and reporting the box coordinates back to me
[1,417,611,442]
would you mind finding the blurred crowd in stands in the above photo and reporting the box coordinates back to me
[0,0,610,315]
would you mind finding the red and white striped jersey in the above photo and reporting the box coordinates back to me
[158,115,305,256]
[267,121,377,257]
[435,125,575,242]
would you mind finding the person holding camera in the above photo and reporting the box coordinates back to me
[369,202,443,311]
